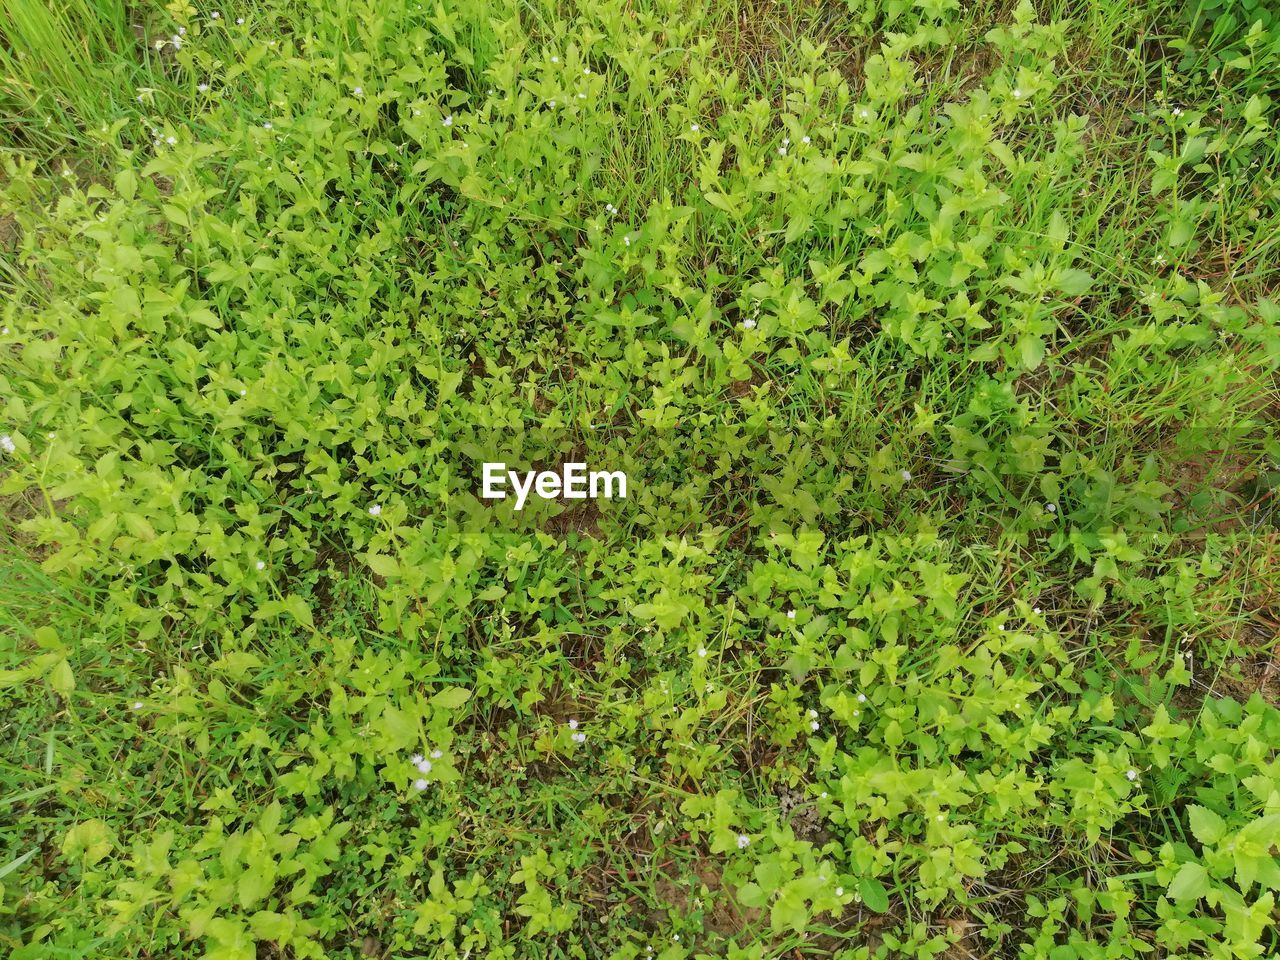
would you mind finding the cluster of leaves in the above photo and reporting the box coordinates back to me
[2,0,1278,958]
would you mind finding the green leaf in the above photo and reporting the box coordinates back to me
[1188,805,1226,845]
[380,704,418,749]
[122,513,157,541]
[1046,211,1069,251]
[432,686,472,710]
[61,820,113,866]
[204,917,255,960]
[1017,334,1046,370]
[49,658,74,698]
[367,553,401,577]
[162,204,190,228]
[704,191,743,218]
[1167,861,1210,903]
[770,886,810,933]
[238,865,275,909]
[858,876,890,913]
[281,594,315,631]
[115,167,137,201]
[1057,269,1093,297]
[249,911,293,941]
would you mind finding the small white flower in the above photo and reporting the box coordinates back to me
[859,108,870,118]
[936,814,945,821]
[417,759,432,773]
[413,778,428,791]
[856,693,866,703]
[410,754,424,765]
[548,100,556,108]
[263,121,273,129]
[1033,606,1042,614]
[430,749,443,759]
[1046,503,1057,513]
[578,92,586,99]
[172,35,183,48]
[809,720,820,732]
[777,147,787,156]
[835,886,844,896]
[786,609,796,620]
[236,17,245,24]
[584,67,591,74]
[623,235,631,246]
[132,701,143,710]
[901,469,912,481]
[1012,88,1023,99]
[808,709,818,718]
[487,88,495,95]
[571,731,586,743]
[1,326,8,335]
[697,647,707,658]
[802,135,811,144]
[255,560,265,571]
[178,27,186,35]
[782,138,790,146]
[736,834,750,849]
[1172,107,1183,117]
[741,318,756,330]
[1126,769,1138,781]
[239,389,246,396]
[551,56,559,63]
[0,435,15,454]
[690,123,699,132]
[211,10,221,18]
[413,108,422,116]
[442,115,453,126]
[368,504,382,516]
[353,86,363,96]
[568,719,579,729]
[165,135,176,145]
[197,83,210,92]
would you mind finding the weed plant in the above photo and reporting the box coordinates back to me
[2,0,1279,957]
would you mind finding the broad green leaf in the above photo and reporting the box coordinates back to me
[367,553,401,577]
[381,705,418,749]
[1168,862,1210,903]
[432,686,472,711]
[1057,269,1093,297]
[859,876,890,913]
[49,658,74,698]
[1017,334,1046,370]
[1187,805,1226,846]
[61,820,113,866]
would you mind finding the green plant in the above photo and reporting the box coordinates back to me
[2,0,1278,957]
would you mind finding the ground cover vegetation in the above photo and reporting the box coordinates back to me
[2,0,1279,956]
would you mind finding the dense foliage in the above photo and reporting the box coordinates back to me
[2,0,1278,957]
